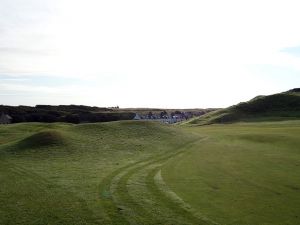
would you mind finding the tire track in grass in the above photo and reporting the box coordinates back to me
[109,153,186,225]
[133,138,216,225]
[109,141,205,225]
[127,162,196,225]
[99,157,165,225]
[147,138,219,225]
[151,169,218,225]
[99,164,133,225]
[111,161,161,225]
[98,139,204,225]
[147,137,218,225]
[125,148,213,225]
[99,148,187,224]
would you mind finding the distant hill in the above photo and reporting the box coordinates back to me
[187,89,300,125]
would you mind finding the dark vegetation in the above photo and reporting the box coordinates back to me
[0,105,135,124]
[0,104,213,124]
[188,88,300,125]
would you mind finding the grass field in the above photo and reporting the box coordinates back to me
[1,120,300,224]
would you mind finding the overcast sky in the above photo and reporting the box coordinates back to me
[0,0,300,108]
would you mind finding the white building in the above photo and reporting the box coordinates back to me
[133,113,141,120]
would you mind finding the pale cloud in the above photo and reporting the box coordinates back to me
[0,0,300,108]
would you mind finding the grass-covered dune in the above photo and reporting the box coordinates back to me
[187,88,300,125]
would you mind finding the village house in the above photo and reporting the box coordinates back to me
[132,112,187,124]
[133,113,141,120]
[0,113,12,124]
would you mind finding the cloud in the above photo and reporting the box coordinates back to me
[1,0,300,107]
[0,47,51,56]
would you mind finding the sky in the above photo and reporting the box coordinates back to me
[0,0,300,108]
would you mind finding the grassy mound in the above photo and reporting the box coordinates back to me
[17,130,66,149]
[188,88,300,125]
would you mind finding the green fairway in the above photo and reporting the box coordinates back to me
[163,121,300,225]
[1,120,300,224]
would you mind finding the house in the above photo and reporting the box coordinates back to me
[173,113,184,119]
[133,113,141,120]
[0,113,12,124]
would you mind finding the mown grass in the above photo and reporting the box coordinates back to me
[163,120,300,225]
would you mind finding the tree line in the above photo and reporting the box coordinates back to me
[0,105,135,124]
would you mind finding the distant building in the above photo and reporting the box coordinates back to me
[0,113,12,124]
[133,113,141,120]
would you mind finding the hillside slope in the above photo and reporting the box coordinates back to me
[187,88,300,125]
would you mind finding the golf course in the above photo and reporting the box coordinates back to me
[2,1,300,223]
[1,91,300,225]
